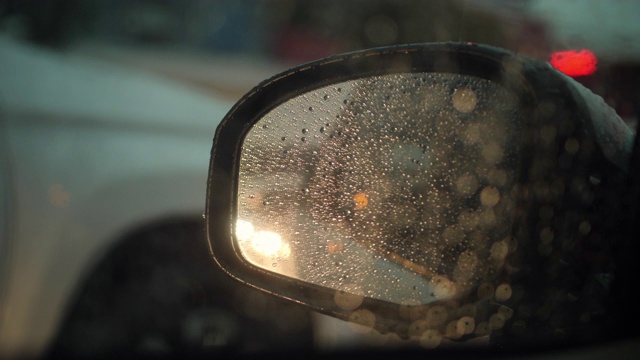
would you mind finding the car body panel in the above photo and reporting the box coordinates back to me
[0,35,232,358]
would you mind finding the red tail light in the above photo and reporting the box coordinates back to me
[550,49,598,77]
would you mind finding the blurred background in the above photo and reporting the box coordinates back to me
[1,0,639,358]
[2,0,638,125]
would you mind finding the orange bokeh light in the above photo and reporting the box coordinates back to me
[353,192,369,210]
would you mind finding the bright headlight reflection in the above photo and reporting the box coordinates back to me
[236,220,290,258]
[236,220,255,241]
[251,231,283,256]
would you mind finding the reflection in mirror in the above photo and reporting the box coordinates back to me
[237,73,523,307]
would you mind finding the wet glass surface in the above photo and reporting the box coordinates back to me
[237,73,523,305]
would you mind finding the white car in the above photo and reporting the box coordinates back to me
[0,34,315,358]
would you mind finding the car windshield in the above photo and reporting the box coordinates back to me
[1,1,639,358]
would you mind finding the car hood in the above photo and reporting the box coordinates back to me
[0,34,233,134]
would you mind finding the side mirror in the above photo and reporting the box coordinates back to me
[206,43,636,351]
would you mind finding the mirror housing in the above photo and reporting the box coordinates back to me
[206,43,635,350]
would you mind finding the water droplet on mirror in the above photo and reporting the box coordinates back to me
[474,321,491,336]
[456,316,475,335]
[452,87,477,113]
[347,309,376,331]
[446,320,463,339]
[565,138,580,154]
[480,186,500,207]
[426,305,448,327]
[490,240,509,260]
[408,320,429,338]
[334,285,364,311]
[419,330,442,349]
[579,220,591,235]
[495,283,513,302]
[489,313,506,329]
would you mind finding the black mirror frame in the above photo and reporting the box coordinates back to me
[206,42,632,351]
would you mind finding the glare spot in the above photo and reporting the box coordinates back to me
[251,231,284,257]
[452,87,477,113]
[495,283,513,302]
[236,220,255,241]
[480,186,501,207]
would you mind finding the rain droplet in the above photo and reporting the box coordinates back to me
[495,283,513,302]
[419,330,442,349]
[480,186,501,207]
[456,316,475,335]
[452,87,477,113]
[335,288,364,311]
[302,128,309,134]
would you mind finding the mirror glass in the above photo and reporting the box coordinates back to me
[236,72,524,306]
